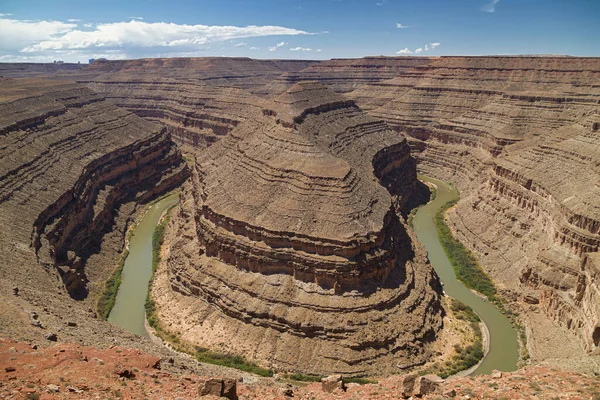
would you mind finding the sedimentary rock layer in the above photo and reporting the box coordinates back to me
[83,79,267,150]
[154,82,441,376]
[333,56,600,367]
[0,78,188,298]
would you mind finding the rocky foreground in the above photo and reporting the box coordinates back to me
[1,338,598,399]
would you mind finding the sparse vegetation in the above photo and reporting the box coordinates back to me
[194,347,273,377]
[283,373,322,382]
[145,202,176,330]
[97,249,129,320]
[434,199,497,301]
[144,203,273,377]
[345,377,378,385]
[422,299,484,378]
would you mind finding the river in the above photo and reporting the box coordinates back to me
[109,177,517,374]
[412,175,518,375]
[108,193,179,337]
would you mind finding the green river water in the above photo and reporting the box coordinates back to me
[108,194,179,337]
[412,175,518,375]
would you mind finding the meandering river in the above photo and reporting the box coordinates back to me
[412,175,518,375]
[108,194,179,337]
[109,177,517,375]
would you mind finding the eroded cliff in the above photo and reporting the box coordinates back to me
[151,82,441,376]
[0,78,189,300]
[340,56,600,371]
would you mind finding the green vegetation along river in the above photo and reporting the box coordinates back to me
[108,194,179,337]
[412,175,518,375]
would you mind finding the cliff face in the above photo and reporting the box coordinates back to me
[39,58,319,151]
[2,56,599,373]
[333,56,600,368]
[153,82,441,376]
[83,79,267,150]
[0,78,188,299]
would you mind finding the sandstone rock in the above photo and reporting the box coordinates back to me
[397,373,417,398]
[523,295,540,305]
[321,375,346,393]
[5,367,15,372]
[198,377,237,400]
[66,385,83,393]
[46,384,60,393]
[44,333,57,342]
[413,374,443,397]
[221,378,238,400]
[491,370,503,378]
[281,385,294,397]
[115,367,135,379]
[443,388,457,397]
[198,377,223,396]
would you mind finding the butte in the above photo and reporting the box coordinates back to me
[151,82,444,376]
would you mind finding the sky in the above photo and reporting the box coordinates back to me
[0,0,599,63]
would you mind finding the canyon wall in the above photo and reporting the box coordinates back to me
[30,58,320,151]
[152,82,442,376]
[337,56,600,368]
[2,56,598,371]
[0,78,188,299]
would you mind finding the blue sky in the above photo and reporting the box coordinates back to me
[1,0,599,62]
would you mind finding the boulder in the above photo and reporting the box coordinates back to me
[321,374,346,393]
[198,377,238,400]
[413,374,443,397]
[221,378,238,400]
[397,373,417,398]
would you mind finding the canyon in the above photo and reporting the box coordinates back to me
[151,81,442,376]
[0,55,599,391]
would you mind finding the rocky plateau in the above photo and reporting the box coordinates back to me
[0,55,599,396]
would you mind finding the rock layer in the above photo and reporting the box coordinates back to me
[0,78,188,298]
[153,82,442,376]
[334,56,600,367]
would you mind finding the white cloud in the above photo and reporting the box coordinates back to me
[376,0,387,5]
[234,42,247,47]
[395,42,440,56]
[0,16,311,61]
[250,46,259,50]
[396,23,408,29]
[268,41,286,52]
[67,19,81,22]
[316,49,322,52]
[128,16,144,20]
[481,0,500,13]
[0,17,77,52]
[290,46,311,51]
